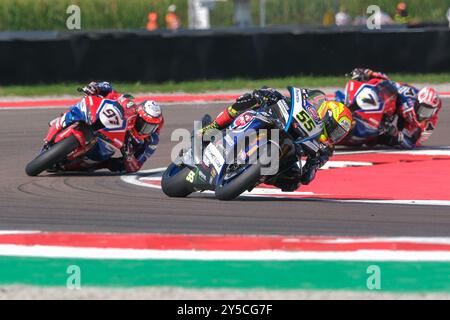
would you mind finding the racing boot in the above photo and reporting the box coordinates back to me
[199,92,258,135]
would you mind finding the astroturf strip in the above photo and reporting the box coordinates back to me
[1,73,449,97]
[1,257,450,292]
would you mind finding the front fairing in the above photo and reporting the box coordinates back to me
[44,122,60,143]
[66,96,129,149]
[284,87,323,146]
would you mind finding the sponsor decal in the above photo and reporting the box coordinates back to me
[306,104,320,122]
[234,112,255,128]
[204,143,225,173]
[340,118,352,131]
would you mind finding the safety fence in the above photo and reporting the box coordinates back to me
[1,26,449,85]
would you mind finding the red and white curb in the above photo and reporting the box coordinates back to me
[2,231,450,261]
[0,94,239,110]
[122,148,450,206]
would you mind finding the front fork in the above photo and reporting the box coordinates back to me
[50,122,96,161]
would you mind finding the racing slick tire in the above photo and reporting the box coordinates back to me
[161,163,195,198]
[215,163,262,201]
[25,135,80,176]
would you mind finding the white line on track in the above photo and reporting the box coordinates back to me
[0,231,41,235]
[2,244,450,261]
[335,147,450,156]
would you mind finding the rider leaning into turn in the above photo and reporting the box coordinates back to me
[200,87,353,192]
[351,68,442,149]
[51,81,164,173]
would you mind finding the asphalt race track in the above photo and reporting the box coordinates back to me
[0,100,449,237]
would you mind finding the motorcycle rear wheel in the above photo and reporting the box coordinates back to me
[25,135,80,176]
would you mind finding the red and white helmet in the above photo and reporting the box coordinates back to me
[416,87,440,121]
[135,100,164,138]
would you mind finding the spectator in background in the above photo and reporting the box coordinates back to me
[394,2,410,25]
[447,7,450,27]
[322,9,335,26]
[188,0,211,30]
[165,4,181,30]
[378,9,394,25]
[335,7,352,26]
[353,10,368,26]
[146,12,159,31]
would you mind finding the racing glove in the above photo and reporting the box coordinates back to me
[350,68,389,82]
[386,130,415,149]
[350,68,368,81]
[300,158,320,185]
[79,81,113,97]
[252,88,284,105]
[124,155,141,173]
[106,156,141,173]
[300,152,330,185]
[106,136,139,173]
[379,118,398,137]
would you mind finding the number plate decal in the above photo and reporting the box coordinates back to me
[290,87,322,137]
[98,100,125,131]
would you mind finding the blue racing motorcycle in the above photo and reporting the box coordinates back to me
[161,87,326,200]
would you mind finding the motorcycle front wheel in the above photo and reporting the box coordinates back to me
[214,162,262,201]
[25,135,80,176]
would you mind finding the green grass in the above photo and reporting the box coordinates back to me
[0,0,448,31]
[0,73,449,97]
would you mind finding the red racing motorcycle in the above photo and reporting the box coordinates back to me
[335,74,399,147]
[25,93,134,176]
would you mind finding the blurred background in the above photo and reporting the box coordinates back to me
[0,0,449,30]
[0,0,449,88]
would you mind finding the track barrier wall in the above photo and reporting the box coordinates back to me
[1,26,450,85]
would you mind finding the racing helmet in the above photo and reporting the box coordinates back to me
[416,87,440,122]
[135,100,164,138]
[317,101,353,144]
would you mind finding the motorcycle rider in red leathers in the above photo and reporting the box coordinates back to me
[351,68,442,148]
[51,81,164,173]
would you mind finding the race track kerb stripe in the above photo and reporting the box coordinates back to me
[0,94,240,109]
[1,92,449,109]
[3,232,450,252]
